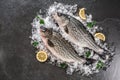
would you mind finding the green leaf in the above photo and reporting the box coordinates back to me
[85,51,91,58]
[87,21,96,28]
[36,15,40,19]
[36,15,45,24]
[40,19,45,24]
[96,60,104,69]
[93,21,96,25]
[32,41,39,47]
[60,63,68,69]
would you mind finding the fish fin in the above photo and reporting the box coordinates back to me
[89,33,95,41]
[47,39,54,47]
[64,26,69,34]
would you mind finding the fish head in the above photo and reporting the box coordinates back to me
[40,26,53,38]
[52,12,69,26]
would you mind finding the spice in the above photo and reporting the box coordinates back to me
[32,41,39,47]
[40,19,45,24]
[87,21,96,28]
[96,60,104,69]
[85,51,91,58]
[60,63,68,69]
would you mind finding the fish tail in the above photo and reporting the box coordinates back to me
[87,42,104,54]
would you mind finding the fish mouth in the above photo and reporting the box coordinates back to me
[52,12,62,26]
[40,26,47,32]
[52,13,65,28]
[57,12,62,16]
[52,12,62,17]
[51,13,58,23]
[40,26,48,37]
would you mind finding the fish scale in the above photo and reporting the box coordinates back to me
[52,13,104,54]
[40,28,87,63]
[70,17,101,52]
[68,19,85,42]
[50,32,83,61]
[70,17,99,50]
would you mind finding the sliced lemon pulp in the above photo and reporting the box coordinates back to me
[79,8,86,20]
[36,51,48,62]
[94,33,106,41]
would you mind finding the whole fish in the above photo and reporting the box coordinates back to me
[52,12,105,58]
[40,26,94,64]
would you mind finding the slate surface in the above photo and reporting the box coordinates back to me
[0,0,120,80]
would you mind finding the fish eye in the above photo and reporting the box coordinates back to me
[57,12,62,16]
[55,22,59,26]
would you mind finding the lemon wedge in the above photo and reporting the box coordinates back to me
[79,8,86,20]
[36,51,48,62]
[94,33,106,41]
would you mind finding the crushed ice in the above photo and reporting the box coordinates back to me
[30,2,115,75]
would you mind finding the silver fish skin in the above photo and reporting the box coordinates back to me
[40,27,87,64]
[52,12,104,54]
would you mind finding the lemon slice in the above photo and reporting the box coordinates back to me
[94,33,106,41]
[36,51,48,62]
[79,8,86,20]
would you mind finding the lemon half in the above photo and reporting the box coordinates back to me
[36,51,48,62]
[94,33,106,41]
[79,8,86,20]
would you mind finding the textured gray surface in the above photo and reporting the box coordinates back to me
[0,0,120,80]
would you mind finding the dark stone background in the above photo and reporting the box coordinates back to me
[0,0,120,80]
